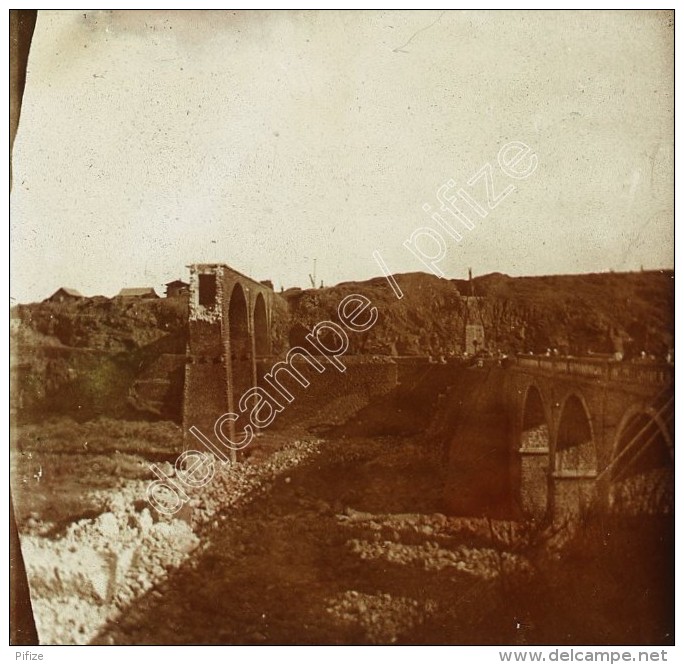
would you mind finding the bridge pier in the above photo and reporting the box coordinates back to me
[551,471,597,519]
[518,422,551,518]
[517,390,552,518]
[519,450,549,518]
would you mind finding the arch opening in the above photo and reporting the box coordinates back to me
[521,386,550,451]
[253,292,270,388]
[229,284,253,400]
[553,394,597,518]
[555,395,596,474]
[610,413,673,515]
[254,293,269,357]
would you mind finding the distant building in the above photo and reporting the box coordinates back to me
[259,279,274,290]
[164,280,189,298]
[464,324,485,355]
[44,287,84,304]
[117,287,159,299]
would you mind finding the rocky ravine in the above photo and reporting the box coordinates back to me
[21,433,538,645]
[19,429,673,645]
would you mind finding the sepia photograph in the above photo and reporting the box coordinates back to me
[8,6,676,654]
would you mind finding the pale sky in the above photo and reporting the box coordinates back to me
[11,9,673,302]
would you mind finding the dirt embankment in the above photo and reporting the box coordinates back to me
[11,297,189,421]
[19,434,325,645]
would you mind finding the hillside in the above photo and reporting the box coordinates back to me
[285,269,674,358]
[10,269,674,422]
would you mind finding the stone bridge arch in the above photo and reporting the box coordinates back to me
[508,357,674,520]
[551,392,598,517]
[608,404,674,515]
[253,292,270,356]
[253,291,270,386]
[516,383,552,518]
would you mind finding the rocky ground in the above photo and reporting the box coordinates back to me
[19,433,323,644]
[18,429,542,645]
[17,423,674,645]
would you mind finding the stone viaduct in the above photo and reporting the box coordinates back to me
[179,264,674,521]
[182,263,284,452]
[507,356,674,519]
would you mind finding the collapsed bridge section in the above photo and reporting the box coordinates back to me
[182,264,285,453]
